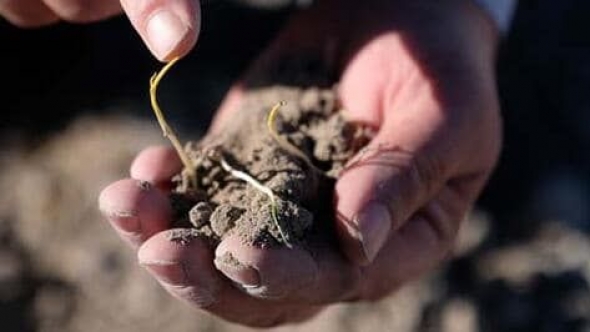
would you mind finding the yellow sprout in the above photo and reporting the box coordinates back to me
[149,57,196,190]
[267,101,322,173]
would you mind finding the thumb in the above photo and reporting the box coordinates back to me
[334,110,451,266]
[120,0,201,61]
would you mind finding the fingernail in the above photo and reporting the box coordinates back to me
[140,261,187,286]
[103,210,141,234]
[146,10,189,61]
[356,202,391,263]
[214,252,261,288]
[113,212,141,233]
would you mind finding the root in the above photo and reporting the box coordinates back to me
[218,156,292,248]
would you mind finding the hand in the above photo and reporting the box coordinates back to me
[99,0,501,327]
[0,0,200,61]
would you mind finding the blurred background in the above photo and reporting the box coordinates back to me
[0,0,589,331]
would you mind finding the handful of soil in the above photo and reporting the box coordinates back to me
[170,86,371,248]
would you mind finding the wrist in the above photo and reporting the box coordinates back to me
[398,0,501,68]
[361,0,500,64]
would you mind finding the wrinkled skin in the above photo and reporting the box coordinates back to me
[5,0,502,327]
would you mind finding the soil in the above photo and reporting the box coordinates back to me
[170,86,371,248]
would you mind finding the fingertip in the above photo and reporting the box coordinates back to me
[138,228,207,258]
[213,236,262,291]
[334,161,381,265]
[130,146,182,188]
[138,228,219,307]
[334,210,370,265]
[334,201,392,265]
[145,9,199,62]
[120,0,201,61]
[334,145,403,265]
[99,178,172,246]
[214,235,318,299]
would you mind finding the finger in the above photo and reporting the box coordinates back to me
[99,178,171,247]
[360,185,467,299]
[213,235,318,299]
[119,0,200,61]
[211,119,472,305]
[0,0,59,27]
[213,234,362,304]
[42,0,121,23]
[130,145,182,190]
[138,229,220,307]
[334,101,456,265]
[138,229,321,327]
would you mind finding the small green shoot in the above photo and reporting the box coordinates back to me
[267,102,322,173]
[149,57,196,190]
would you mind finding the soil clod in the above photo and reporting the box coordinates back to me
[170,86,371,248]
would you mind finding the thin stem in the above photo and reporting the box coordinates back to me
[267,101,323,173]
[149,57,196,189]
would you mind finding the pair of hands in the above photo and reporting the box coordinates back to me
[4,0,502,327]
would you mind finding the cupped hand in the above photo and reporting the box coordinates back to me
[99,0,502,327]
[0,0,200,61]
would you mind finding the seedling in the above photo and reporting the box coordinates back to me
[149,57,197,191]
[149,59,292,247]
[267,101,322,174]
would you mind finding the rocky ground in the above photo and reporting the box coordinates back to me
[1,1,589,331]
